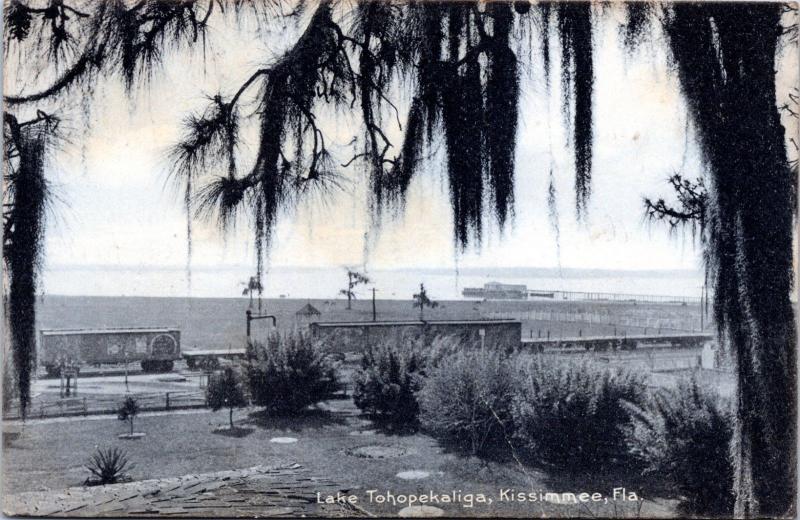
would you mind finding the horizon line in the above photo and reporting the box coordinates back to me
[44,263,703,275]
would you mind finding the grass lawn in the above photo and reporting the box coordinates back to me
[3,397,679,517]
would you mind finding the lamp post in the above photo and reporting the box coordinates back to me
[124,349,129,393]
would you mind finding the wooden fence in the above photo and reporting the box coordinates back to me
[3,390,207,421]
[485,308,706,333]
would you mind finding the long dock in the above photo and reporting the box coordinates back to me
[527,289,702,305]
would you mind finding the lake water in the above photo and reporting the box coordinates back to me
[42,265,705,300]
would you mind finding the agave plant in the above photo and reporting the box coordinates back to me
[85,447,134,486]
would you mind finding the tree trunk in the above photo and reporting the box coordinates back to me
[130,417,134,436]
[229,407,234,430]
[666,4,796,516]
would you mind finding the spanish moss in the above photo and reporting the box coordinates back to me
[486,2,519,228]
[665,3,795,515]
[3,112,59,420]
[386,95,426,207]
[546,168,562,272]
[538,2,552,89]
[623,2,652,49]
[352,0,402,210]
[6,1,209,103]
[417,2,444,139]
[556,2,594,217]
[440,5,485,248]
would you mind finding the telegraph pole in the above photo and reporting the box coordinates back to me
[700,285,705,332]
[124,349,129,393]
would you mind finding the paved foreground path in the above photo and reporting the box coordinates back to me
[4,463,371,517]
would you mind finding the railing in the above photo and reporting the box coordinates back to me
[3,390,208,421]
[486,307,707,334]
[526,289,702,305]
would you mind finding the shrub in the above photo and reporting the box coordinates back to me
[117,396,139,435]
[351,332,465,429]
[207,366,247,429]
[246,332,339,415]
[85,447,134,486]
[512,357,648,470]
[423,333,471,366]
[352,341,427,429]
[625,377,734,516]
[418,349,516,455]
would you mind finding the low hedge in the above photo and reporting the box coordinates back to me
[418,349,516,455]
[625,377,734,516]
[512,357,648,470]
[352,341,426,429]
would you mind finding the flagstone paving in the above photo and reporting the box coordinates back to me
[4,463,372,517]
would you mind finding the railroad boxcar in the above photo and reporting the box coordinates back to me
[182,348,246,370]
[39,328,181,376]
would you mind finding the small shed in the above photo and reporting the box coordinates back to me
[295,303,321,327]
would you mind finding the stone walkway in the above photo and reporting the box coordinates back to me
[4,463,372,517]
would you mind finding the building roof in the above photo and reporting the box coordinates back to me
[310,319,520,328]
[40,328,179,336]
[296,303,322,316]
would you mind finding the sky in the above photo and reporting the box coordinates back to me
[4,4,797,299]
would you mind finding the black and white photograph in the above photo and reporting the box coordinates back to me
[1,0,798,517]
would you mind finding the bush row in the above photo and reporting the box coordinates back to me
[353,338,650,461]
[514,357,649,469]
[352,337,733,516]
[350,333,462,429]
[207,331,732,516]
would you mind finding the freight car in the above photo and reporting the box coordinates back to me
[182,348,246,370]
[39,328,181,376]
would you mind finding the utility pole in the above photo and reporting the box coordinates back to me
[124,349,129,393]
[700,286,704,331]
[371,288,377,321]
[419,283,424,321]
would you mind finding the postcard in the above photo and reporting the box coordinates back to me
[2,1,798,518]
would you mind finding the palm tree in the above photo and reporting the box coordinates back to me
[339,269,370,310]
[412,283,438,321]
[240,276,263,310]
[4,2,797,514]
